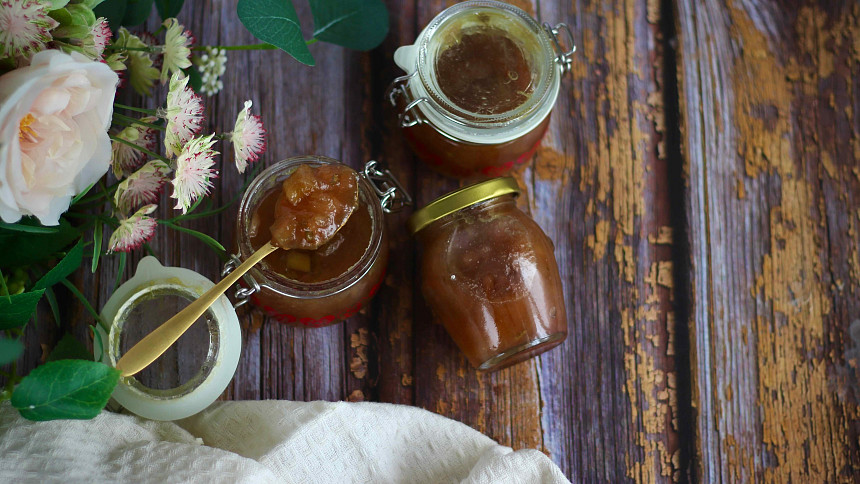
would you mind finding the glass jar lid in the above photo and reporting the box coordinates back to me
[407,177,520,235]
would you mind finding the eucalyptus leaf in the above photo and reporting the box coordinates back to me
[34,239,84,290]
[11,360,120,421]
[47,334,92,362]
[0,217,79,268]
[237,0,314,66]
[0,290,45,330]
[308,0,388,51]
[122,0,154,26]
[93,0,127,30]
[154,0,184,20]
[0,338,24,366]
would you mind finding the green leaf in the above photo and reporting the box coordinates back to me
[0,217,80,268]
[184,64,203,92]
[0,222,58,234]
[121,0,153,25]
[237,0,314,66]
[113,251,127,293]
[91,222,102,273]
[0,290,45,330]
[162,222,226,255]
[34,238,84,290]
[47,334,92,362]
[44,286,61,327]
[308,0,388,51]
[154,0,184,19]
[93,0,127,30]
[0,338,24,366]
[11,360,120,421]
[51,4,98,37]
[60,279,104,327]
[48,0,72,11]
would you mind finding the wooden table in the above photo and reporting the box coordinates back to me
[17,0,860,481]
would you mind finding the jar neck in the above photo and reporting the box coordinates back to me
[420,194,518,237]
[236,157,384,297]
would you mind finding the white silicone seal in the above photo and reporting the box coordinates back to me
[94,256,241,421]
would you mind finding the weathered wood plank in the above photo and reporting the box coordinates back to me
[676,1,860,481]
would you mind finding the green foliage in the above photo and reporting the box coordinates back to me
[0,338,24,366]
[93,0,127,29]
[308,0,388,51]
[0,290,45,330]
[154,0,184,20]
[51,3,98,38]
[34,239,84,291]
[122,0,154,26]
[11,360,120,421]
[237,0,313,65]
[47,334,93,362]
[184,64,203,92]
[0,218,79,268]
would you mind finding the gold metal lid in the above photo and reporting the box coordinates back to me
[407,177,520,235]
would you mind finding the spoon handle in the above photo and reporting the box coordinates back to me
[115,242,280,377]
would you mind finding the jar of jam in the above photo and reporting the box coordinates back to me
[408,177,567,371]
[226,156,410,327]
[387,0,575,179]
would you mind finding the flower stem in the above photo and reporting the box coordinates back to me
[110,135,171,163]
[114,103,157,115]
[193,43,279,51]
[113,113,165,131]
[106,45,161,53]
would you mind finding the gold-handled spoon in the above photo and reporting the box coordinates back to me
[116,166,359,378]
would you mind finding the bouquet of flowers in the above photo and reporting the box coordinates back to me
[0,0,388,421]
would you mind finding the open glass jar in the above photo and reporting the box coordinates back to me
[408,177,568,371]
[388,0,574,179]
[227,156,410,327]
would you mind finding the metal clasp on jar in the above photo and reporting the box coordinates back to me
[543,22,576,73]
[222,254,261,308]
[362,160,413,213]
[385,71,429,128]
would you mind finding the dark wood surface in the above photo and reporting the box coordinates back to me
[13,0,860,481]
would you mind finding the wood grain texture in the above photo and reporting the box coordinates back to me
[676,0,860,481]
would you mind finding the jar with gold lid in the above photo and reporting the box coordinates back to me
[388,0,575,179]
[408,177,567,371]
[226,156,410,327]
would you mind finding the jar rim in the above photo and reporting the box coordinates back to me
[416,0,557,128]
[406,176,520,235]
[236,156,384,298]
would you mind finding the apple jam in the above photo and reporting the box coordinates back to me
[233,157,389,327]
[389,1,573,179]
[408,178,567,371]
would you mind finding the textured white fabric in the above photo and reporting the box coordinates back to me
[0,400,570,483]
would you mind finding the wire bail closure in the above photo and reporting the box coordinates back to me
[386,71,428,128]
[544,22,576,73]
[222,254,260,308]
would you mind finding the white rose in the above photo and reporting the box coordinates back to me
[0,50,119,226]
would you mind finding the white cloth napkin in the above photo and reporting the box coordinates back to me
[0,400,570,483]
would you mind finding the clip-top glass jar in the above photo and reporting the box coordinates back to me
[388,0,575,179]
[408,177,567,371]
[227,156,410,327]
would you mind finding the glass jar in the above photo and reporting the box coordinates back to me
[387,0,575,179]
[408,177,567,371]
[227,156,410,327]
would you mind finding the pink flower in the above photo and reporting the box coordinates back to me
[108,204,158,253]
[160,18,194,82]
[114,160,171,214]
[0,0,58,61]
[111,117,158,177]
[0,50,118,225]
[171,134,218,213]
[161,72,204,158]
[231,100,266,173]
[89,18,112,59]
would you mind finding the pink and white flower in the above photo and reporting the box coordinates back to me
[107,204,158,253]
[231,100,266,173]
[88,18,112,59]
[111,117,158,177]
[171,134,218,213]
[0,50,118,225]
[114,160,171,214]
[160,18,194,82]
[162,72,204,157]
[0,0,58,61]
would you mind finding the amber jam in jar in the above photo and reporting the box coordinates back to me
[408,178,567,371]
[388,0,574,179]
[230,157,408,327]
